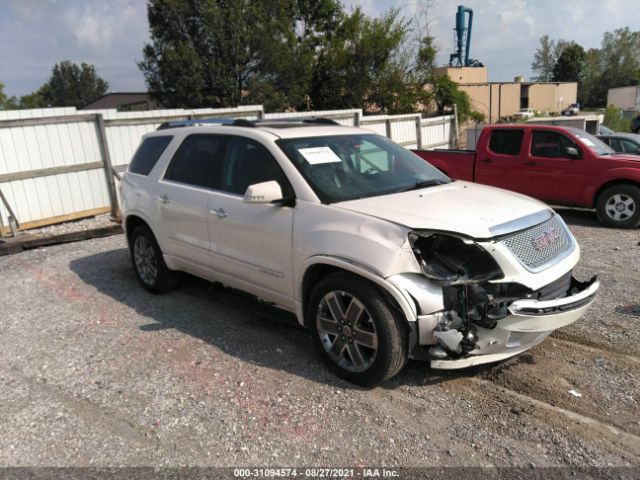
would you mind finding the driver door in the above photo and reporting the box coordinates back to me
[206,137,295,308]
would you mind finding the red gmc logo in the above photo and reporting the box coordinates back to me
[531,228,561,251]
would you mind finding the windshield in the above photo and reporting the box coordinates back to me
[569,128,615,156]
[277,134,450,203]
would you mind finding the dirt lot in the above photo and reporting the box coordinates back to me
[0,209,638,473]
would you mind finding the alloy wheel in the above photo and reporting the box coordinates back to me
[316,291,378,373]
[133,235,158,285]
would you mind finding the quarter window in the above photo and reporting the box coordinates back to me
[164,135,225,188]
[129,136,172,175]
[622,139,640,154]
[488,130,524,155]
[531,131,579,158]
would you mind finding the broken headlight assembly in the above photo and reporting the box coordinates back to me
[409,231,503,285]
[409,231,507,356]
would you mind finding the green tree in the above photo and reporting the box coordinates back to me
[552,42,585,82]
[532,35,569,82]
[0,82,18,110]
[599,27,640,90]
[603,105,631,131]
[579,48,603,107]
[36,61,109,107]
[140,0,342,110]
[309,7,421,114]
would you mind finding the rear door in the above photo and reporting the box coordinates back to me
[474,129,524,192]
[206,136,295,307]
[156,134,225,267]
[518,130,590,204]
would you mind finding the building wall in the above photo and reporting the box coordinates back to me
[434,66,488,84]
[607,86,640,110]
[459,83,521,123]
[527,83,577,114]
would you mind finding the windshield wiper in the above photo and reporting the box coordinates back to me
[396,179,449,193]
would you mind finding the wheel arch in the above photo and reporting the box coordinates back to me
[299,256,417,328]
[593,179,640,208]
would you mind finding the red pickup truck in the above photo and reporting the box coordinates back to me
[413,125,640,228]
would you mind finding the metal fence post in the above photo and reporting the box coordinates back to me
[415,115,423,149]
[385,118,392,139]
[452,106,459,148]
[95,114,120,220]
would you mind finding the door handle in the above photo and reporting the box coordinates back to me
[480,159,493,163]
[160,194,170,204]
[210,207,228,218]
[524,161,537,166]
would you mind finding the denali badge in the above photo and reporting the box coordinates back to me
[531,228,561,250]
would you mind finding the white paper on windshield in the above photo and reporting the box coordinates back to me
[578,137,595,147]
[298,146,342,165]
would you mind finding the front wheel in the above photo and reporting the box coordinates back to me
[307,273,408,387]
[595,184,640,229]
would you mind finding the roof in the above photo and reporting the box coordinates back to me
[597,132,640,141]
[153,117,368,139]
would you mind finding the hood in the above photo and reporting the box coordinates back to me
[610,153,640,163]
[334,181,551,239]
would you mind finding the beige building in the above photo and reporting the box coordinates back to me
[434,67,577,123]
[607,86,640,110]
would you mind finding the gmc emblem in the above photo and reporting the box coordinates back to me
[531,228,561,251]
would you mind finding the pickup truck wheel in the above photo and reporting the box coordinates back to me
[130,225,180,293]
[307,273,408,387]
[596,185,640,228]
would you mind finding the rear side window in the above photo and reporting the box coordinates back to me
[488,130,524,155]
[164,134,226,189]
[129,136,172,175]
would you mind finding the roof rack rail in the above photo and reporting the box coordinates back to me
[156,116,341,131]
[156,118,250,130]
[255,117,340,126]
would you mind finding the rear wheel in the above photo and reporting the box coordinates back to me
[596,184,640,228]
[307,273,408,387]
[130,225,180,293]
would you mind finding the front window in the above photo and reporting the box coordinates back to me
[276,134,450,203]
[568,128,614,156]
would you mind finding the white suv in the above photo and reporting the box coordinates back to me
[120,117,599,386]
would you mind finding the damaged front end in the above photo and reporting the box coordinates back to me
[398,228,599,369]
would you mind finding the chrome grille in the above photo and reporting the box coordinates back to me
[500,215,572,271]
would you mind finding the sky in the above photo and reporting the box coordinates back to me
[0,0,638,97]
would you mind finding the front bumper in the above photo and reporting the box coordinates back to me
[428,276,599,369]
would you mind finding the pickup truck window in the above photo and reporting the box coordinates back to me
[531,131,579,158]
[164,134,225,189]
[488,130,523,155]
[277,134,450,204]
[622,139,640,154]
[570,128,614,156]
[129,136,172,176]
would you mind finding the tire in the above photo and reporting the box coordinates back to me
[129,225,180,293]
[307,272,408,387]
[595,184,640,229]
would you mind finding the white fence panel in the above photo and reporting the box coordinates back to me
[0,115,110,228]
[421,115,453,149]
[0,106,455,232]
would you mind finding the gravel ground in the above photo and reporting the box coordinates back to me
[0,209,638,471]
[24,214,115,237]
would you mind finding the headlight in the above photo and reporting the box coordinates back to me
[409,232,503,285]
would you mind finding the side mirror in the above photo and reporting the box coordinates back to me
[243,180,283,204]
[564,146,580,158]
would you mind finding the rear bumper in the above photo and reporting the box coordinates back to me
[430,276,599,370]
